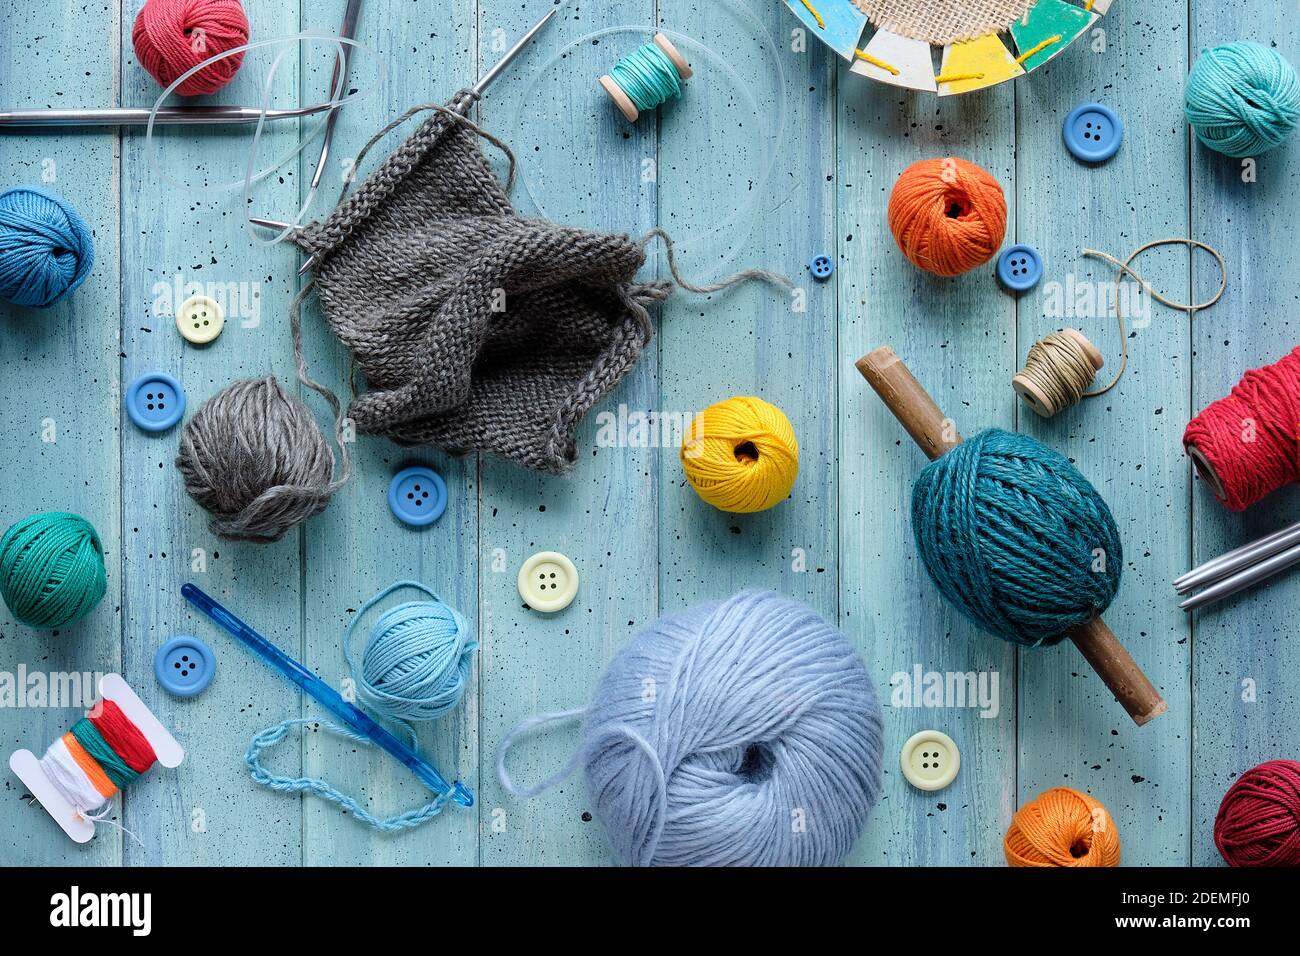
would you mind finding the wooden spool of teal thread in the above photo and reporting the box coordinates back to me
[599,33,693,122]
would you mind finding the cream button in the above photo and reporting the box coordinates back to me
[517,551,579,612]
[176,294,225,345]
[900,730,960,792]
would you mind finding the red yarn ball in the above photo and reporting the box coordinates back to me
[1214,759,1300,866]
[887,157,1007,277]
[132,0,249,97]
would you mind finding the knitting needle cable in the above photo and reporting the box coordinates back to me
[510,5,785,274]
[143,32,384,246]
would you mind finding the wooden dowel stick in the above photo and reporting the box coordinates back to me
[856,345,1167,727]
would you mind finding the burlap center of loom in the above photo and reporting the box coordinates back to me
[853,0,1034,45]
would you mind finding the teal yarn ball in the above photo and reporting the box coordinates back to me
[0,186,95,307]
[1185,41,1300,158]
[0,512,107,629]
[910,429,1122,648]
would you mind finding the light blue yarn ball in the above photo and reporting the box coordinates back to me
[1185,41,1300,158]
[911,428,1123,648]
[356,595,477,723]
[0,186,95,308]
[580,591,884,867]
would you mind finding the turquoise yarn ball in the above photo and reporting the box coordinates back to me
[911,429,1122,648]
[0,512,107,629]
[1185,41,1300,158]
[0,186,95,307]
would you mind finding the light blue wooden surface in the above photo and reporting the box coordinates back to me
[1,0,1297,867]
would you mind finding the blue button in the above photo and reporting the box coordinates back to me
[388,465,447,527]
[126,372,185,432]
[808,255,833,280]
[996,244,1043,292]
[1063,102,1123,163]
[154,635,215,697]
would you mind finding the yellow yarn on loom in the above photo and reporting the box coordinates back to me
[680,396,799,513]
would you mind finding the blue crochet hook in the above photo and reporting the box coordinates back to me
[181,582,473,808]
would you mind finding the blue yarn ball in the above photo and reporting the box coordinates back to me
[354,591,477,723]
[911,429,1122,648]
[580,591,883,866]
[0,186,95,308]
[1185,41,1300,158]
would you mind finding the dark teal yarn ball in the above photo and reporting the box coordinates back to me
[910,429,1122,648]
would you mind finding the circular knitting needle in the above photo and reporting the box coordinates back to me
[856,345,1166,726]
[252,8,556,275]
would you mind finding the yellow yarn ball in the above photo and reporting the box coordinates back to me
[680,396,798,513]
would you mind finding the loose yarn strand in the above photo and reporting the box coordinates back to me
[495,707,589,798]
[1080,238,1227,397]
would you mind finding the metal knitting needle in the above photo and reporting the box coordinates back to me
[472,8,556,97]
[1179,539,1300,611]
[252,7,555,274]
[311,0,365,189]
[1174,520,1300,592]
[0,104,337,127]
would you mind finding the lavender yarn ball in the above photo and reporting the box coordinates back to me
[499,591,885,866]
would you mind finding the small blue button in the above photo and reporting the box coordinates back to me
[996,244,1043,292]
[388,465,447,527]
[154,635,215,697]
[1063,102,1123,164]
[808,255,833,280]
[126,372,185,432]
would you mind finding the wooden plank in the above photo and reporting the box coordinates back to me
[0,0,122,867]
[475,0,659,866]
[657,2,836,605]
[837,61,1018,861]
[1013,3,1193,866]
[1188,5,1300,867]
[298,0,479,866]
[117,0,307,865]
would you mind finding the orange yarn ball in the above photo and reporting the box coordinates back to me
[1004,787,1121,867]
[887,157,1007,277]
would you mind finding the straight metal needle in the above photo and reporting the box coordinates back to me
[1179,539,1300,611]
[1174,520,1300,593]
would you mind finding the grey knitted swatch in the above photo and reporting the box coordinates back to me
[291,92,785,474]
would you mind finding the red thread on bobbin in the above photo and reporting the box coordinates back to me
[1183,346,1300,510]
[89,698,158,774]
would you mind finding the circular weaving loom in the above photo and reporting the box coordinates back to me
[784,0,1114,95]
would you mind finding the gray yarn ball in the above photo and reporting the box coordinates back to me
[176,377,345,542]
